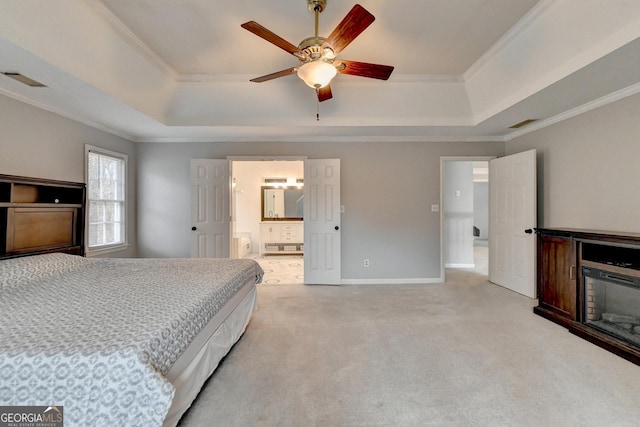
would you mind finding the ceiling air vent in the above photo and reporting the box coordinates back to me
[2,72,47,87]
[509,119,538,129]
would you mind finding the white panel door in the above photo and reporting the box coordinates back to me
[489,149,537,298]
[190,159,230,258]
[304,159,341,285]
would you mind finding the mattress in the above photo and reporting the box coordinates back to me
[0,253,263,426]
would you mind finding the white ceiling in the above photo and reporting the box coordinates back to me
[99,0,538,75]
[1,0,640,143]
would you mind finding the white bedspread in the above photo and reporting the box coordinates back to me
[0,254,263,427]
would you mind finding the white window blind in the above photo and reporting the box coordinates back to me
[86,148,127,250]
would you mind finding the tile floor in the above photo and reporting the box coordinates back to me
[252,255,304,285]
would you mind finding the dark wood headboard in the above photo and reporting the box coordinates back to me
[0,174,86,259]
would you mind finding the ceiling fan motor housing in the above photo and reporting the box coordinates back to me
[298,36,335,62]
[307,0,327,13]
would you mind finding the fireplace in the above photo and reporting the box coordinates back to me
[583,266,640,347]
[577,240,640,361]
[536,228,640,366]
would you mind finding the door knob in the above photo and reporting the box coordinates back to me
[524,229,533,234]
[191,226,197,231]
[335,226,340,231]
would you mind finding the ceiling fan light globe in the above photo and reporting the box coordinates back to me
[297,61,337,89]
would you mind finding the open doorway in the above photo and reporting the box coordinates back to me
[191,157,341,284]
[470,161,489,275]
[440,157,493,279]
[231,160,305,284]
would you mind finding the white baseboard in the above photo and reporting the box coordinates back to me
[341,277,443,285]
[445,263,475,268]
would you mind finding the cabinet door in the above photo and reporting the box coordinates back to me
[538,236,576,319]
[261,224,278,243]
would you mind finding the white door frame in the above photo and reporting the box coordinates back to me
[228,156,341,284]
[439,156,496,281]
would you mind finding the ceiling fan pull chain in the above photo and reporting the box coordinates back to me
[316,94,320,121]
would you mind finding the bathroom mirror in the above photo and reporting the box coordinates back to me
[261,186,304,221]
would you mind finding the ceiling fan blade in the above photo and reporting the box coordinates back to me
[250,67,297,83]
[337,60,394,80]
[324,4,375,55]
[317,85,333,102]
[241,21,304,57]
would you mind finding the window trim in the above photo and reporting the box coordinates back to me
[85,144,129,256]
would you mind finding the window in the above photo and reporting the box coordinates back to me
[85,145,127,253]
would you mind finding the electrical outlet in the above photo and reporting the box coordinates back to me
[431,204,439,212]
[364,259,370,267]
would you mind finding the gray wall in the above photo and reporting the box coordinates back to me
[443,161,475,266]
[506,92,640,233]
[0,94,137,257]
[137,141,504,280]
[6,85,640,275]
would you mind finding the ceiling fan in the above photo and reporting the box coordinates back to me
[241,0,394,103]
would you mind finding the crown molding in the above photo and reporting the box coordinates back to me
[0,86,137,142]
[86,0,177,79]
[135,134,506,144]
[6,78,638,146]
[504,81,640,141]
[464,0,555,81]
[177,73,466,84]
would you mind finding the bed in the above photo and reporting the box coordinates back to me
[0,253,263,426]
[0,175,263,426]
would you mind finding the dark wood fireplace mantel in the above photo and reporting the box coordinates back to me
[535,227,640,366]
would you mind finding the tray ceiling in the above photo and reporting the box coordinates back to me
[1,0,639,142]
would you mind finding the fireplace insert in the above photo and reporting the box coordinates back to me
[583,266,640,347]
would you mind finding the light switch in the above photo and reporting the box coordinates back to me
[340,205,345,213]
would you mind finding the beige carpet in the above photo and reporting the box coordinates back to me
[178,267,640,427]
